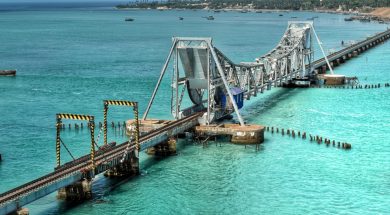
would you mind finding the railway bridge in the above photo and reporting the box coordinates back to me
[1,22,389,215]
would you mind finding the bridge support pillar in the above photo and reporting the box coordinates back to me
[332,60,338,67]
[104,150,139,177]
[57,179,92,201]
[10,208,29,215]
[320,65,327,74]
[146,138,177,157]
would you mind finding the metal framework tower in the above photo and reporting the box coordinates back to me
[143,22,316,126]
[143,37,246,126]
[55,113,95,168]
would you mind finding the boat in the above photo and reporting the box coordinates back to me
[240,10,248,13]
[179,17,184,20]
[125,18,135,22]
[291,16,298,18]
[256,10,263,13]
[0,70,16,76]
[279,14,283,16]
[344,17,353,21]
[360,18,371,22]
[206,16,214,20]
[214,10,221,13]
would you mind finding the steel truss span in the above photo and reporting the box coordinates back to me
[143,22,314,126]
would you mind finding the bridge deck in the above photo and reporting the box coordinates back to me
[313,29,390,69]
[0,113,200,214]
[1,27,390,215]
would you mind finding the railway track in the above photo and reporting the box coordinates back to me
[0,113,200,206]
[312,29,390,68]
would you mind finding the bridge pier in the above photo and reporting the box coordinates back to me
[57,179,92,201]
[332,59,339,67]
[9,208,29,215]
[319,65,326,74]
[104,150,139,177]
[146,138,177,157]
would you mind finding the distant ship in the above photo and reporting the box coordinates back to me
[125,18,135,22]
[205,16,214,20]
[0,70,16,76]
[179,17,184,20]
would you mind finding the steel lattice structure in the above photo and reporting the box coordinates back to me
[144,22,315,126]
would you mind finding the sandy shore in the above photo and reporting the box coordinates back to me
[370,7,390,20]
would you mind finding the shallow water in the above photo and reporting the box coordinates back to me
[0,7,389,214]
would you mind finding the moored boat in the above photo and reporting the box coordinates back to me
[0,70,16,76]
[125,18,135,22]
[206,15,214,20]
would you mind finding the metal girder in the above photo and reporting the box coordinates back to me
[144,22,314,127]
[103,100,140,152]
[56,113,95,168]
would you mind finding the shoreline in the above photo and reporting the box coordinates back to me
[115,7,390,23]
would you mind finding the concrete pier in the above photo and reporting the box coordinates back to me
[57,179,92,201]
[126,119,172,135]
[146,138,177,156]
[11,208,29,215]
[195,124,265,144]
[104,151,139,177]
[322,74,346,85]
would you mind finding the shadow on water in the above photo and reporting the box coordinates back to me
[239,87,305,122]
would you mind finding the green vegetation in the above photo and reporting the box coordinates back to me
[116,0,390,10]
[209,0,389,10]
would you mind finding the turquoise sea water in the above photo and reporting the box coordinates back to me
[0,7,389,214]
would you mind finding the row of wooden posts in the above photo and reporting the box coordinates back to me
[311,83,389,89]
[265,126,352,150]
[58,121,127,130]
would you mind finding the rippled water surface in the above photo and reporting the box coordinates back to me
[0,7,389,215]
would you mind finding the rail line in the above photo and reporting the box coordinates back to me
[1,24,390,215]
[0,113,200,206]
[313,29,390,68]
